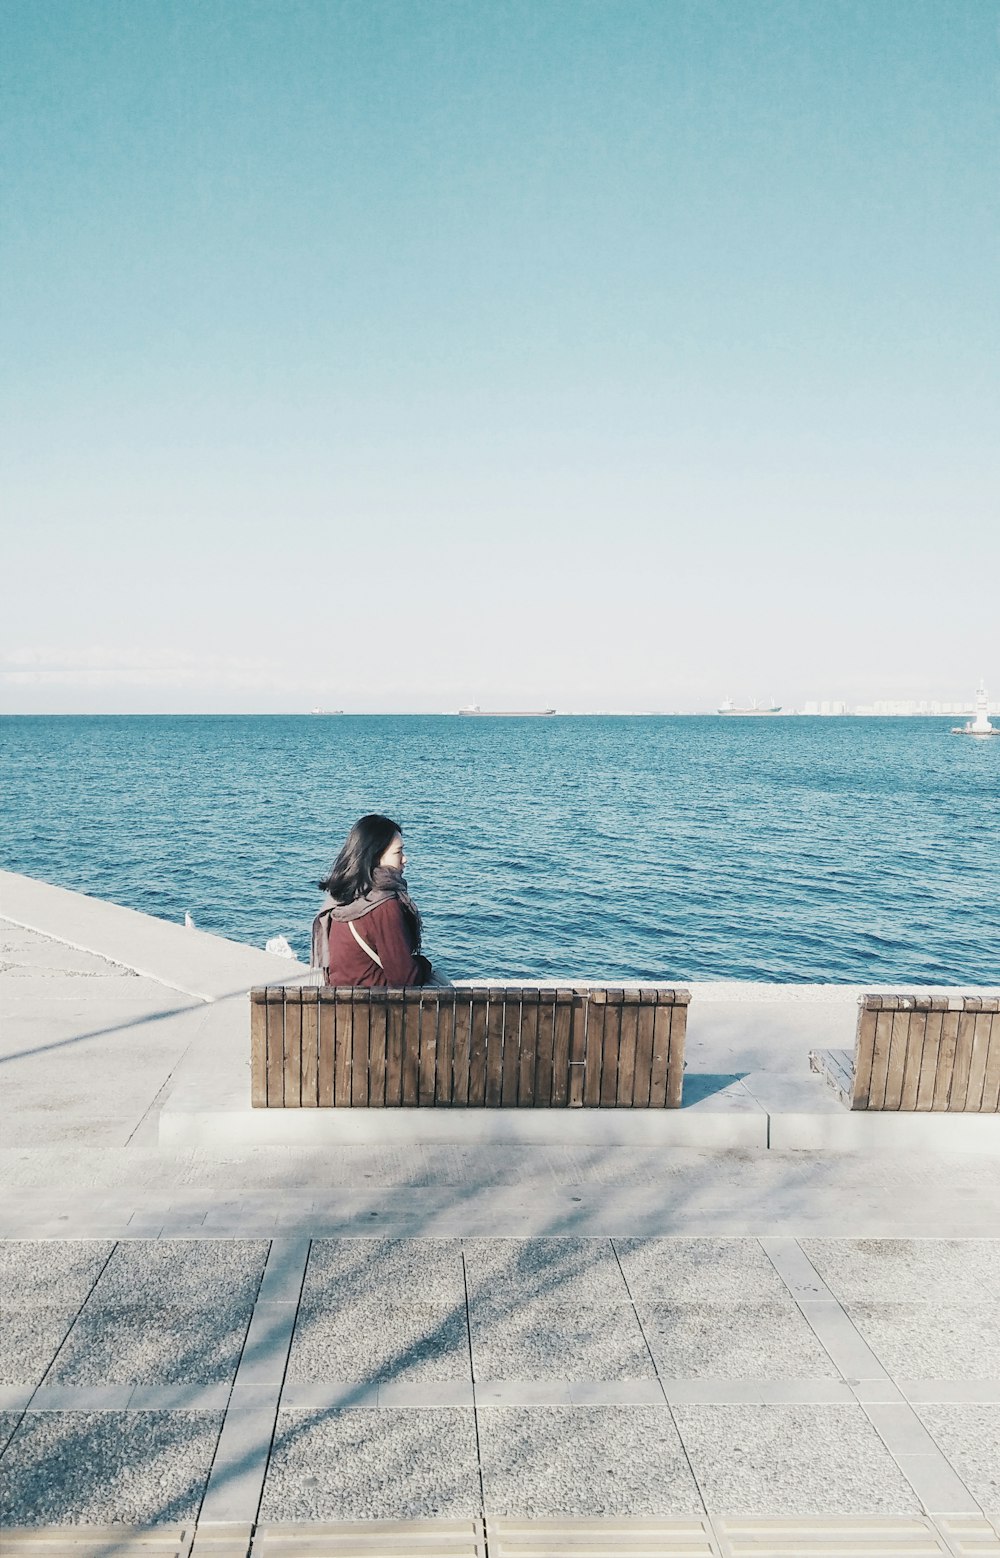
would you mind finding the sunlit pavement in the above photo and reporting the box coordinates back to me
[2,886,999,1552]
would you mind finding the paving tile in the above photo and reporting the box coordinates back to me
[664,1380,854,1405]
[672,1402,922,1515]
[638,1301,840,1380]
[862,1402,945,1456]
[476,1382,574,1405]
[128,1384,231,1410]
[614,1239,787,1302]
[47,1304,252,1386]
[844,1302,1000,1379]
[477,1404,703,1517]
[259,1407,481,1520]
[892,1454,981,1516]
[759,1237,835,1300]
[800,1240,1000,1303]
[915,1403,1000,1512]
[287,1300,470,1384]
[378,1379,475,1407]
[87,1239,268,1309]
[198,1404,274,1524]
[463,1239,627,1303]
[0,1240,114,1308]
[302,1239,466,1304]
[0,1307,80,1388]
[279,1382,380,1410]
[231,1300,299,1388]
[568,1380,665,1404]
[256,1237,311,1304]
[0,1409,23,1455]
[469,1299,653,1381]
[798,1300,888,1380]
[0,1409,222,1525]
[28,1383,136,1409]
[0,1386,33,1410]
[902,1381,1000,1403]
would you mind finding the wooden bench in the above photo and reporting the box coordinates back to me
[250,985,690,1108]
[811,995,1000,1112]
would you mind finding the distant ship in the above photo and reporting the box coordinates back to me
[310,708,344,715]
[718,697,782,716]
[952,682,998,737]
[458,704,556,717]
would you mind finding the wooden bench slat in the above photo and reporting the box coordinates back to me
[600,993,622,1107]
[517,990,538,1106]
[484,993,505,1107]
[452,994,472,1107]
[550,991,573,1107]
[351,992,370,1106]
[467,994,488,1107]
[915,1007,944,1111]
[883,1007,911,1110]
[251,993,267,1108]
[631,990,656,1110]
[300,988,319,1108]
[665,992,687,1109]
[932,1008,960,1110]
[418,994,438,1106]
[897,1006,925,1110]
[568,993,587,1107]
[533,992,556,1107]
[332,993,351,1106]
[436,992,456,1106]
[283,987,303,1108]
[266,988,284,1107]
[963,1010,993,1111]
[318,993,335,1107]
[980,1012,1000,1112]
[500,993,521,1105]
[385,992,405,1107]
[367,995,387,1106]
[583,995,603,1107]
[852,1000,878,1107]
[616,994,639,1108]
[949,1007,977,1110]
[867,1008,894,1109]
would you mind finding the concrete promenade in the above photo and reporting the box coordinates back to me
[1,870,999,1555]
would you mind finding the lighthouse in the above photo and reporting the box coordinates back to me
[953,682,997,737]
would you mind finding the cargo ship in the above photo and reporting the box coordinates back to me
[458,705,556,717]
[718,698,782,716]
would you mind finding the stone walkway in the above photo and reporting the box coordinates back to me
[2,886,1000,1553]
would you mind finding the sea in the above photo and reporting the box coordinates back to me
[1,715,998,985]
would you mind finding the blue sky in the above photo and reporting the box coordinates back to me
[2,0,997,712]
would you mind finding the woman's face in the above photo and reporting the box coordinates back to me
[379,832,406,872]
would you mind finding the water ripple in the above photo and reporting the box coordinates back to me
[1,715,997,983]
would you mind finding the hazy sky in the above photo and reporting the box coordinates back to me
[3,0,997,713]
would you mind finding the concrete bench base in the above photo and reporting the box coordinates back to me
[160,1082,767,1148]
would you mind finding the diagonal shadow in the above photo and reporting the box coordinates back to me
[0,1087,928,1549]
[0,984,255,1065]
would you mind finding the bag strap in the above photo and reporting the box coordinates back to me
[348,917,383,969]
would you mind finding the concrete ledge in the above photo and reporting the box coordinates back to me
[770,1110,1000,1154]
[0,868,307,1001]
[158,1084,769,1148]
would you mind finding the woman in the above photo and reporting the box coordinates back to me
[311,814,436,987]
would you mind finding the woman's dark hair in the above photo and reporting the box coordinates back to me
[319,814,402,905]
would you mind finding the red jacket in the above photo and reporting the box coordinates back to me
[325,898,432,988]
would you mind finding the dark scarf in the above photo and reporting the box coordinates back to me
[311,866,423,971]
